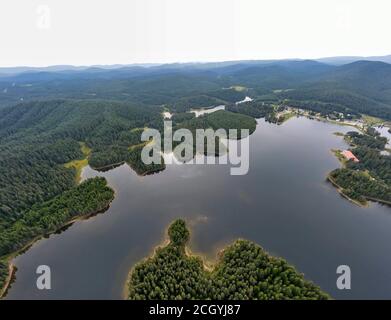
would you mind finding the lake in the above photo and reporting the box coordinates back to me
[5,116,391,299]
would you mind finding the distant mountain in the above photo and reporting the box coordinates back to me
[1,54,390,76]
[309,61,391,104]
[0,63,159,76]
[0,65,89,75]
[317,55,391,65]
[222,60,334,88]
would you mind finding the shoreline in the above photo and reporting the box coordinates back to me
[122,229,171,300]
[123,223,218,300]
[91,161,166,176]
[0,263,16,299]
[326,174,368,207]
[0,197,114,299]
[327,173,391,208]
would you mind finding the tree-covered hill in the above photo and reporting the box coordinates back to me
[319,61,391,104]
[128,219,329,300]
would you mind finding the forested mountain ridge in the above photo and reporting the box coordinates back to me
[1,59,391,120]
[290,61,391,106]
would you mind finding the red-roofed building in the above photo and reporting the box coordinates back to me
[342,150,359,162]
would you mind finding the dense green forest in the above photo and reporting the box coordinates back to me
[0,99,165,294]
[329,168,391,205]
[345,131,387,150]
[171,112,195,125]
[0,99,163,229]
[128,219,329,300]
[351,147,391,185]
[330,130,391,205]
[227,100,275,119]
[0,177,114,258]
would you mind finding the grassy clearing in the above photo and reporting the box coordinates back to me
[64,142,91,184]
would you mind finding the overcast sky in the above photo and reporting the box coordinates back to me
[0,0,390,67]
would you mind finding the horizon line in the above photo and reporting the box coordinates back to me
[0,54,391,69]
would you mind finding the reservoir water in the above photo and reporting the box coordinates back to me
[5,116,391,299]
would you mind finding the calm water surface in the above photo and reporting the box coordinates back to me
[6,117,391,299]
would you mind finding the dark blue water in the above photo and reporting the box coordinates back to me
[6,117,391,299]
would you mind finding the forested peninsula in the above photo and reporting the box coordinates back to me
[329,129,391,206]
[0,177,114,296]
[127,219,329,300]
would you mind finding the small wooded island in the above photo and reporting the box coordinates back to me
[127,219,329,300]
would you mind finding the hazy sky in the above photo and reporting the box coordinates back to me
[0,0,390,67]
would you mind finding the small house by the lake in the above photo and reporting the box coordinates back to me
[342,150,359,162]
